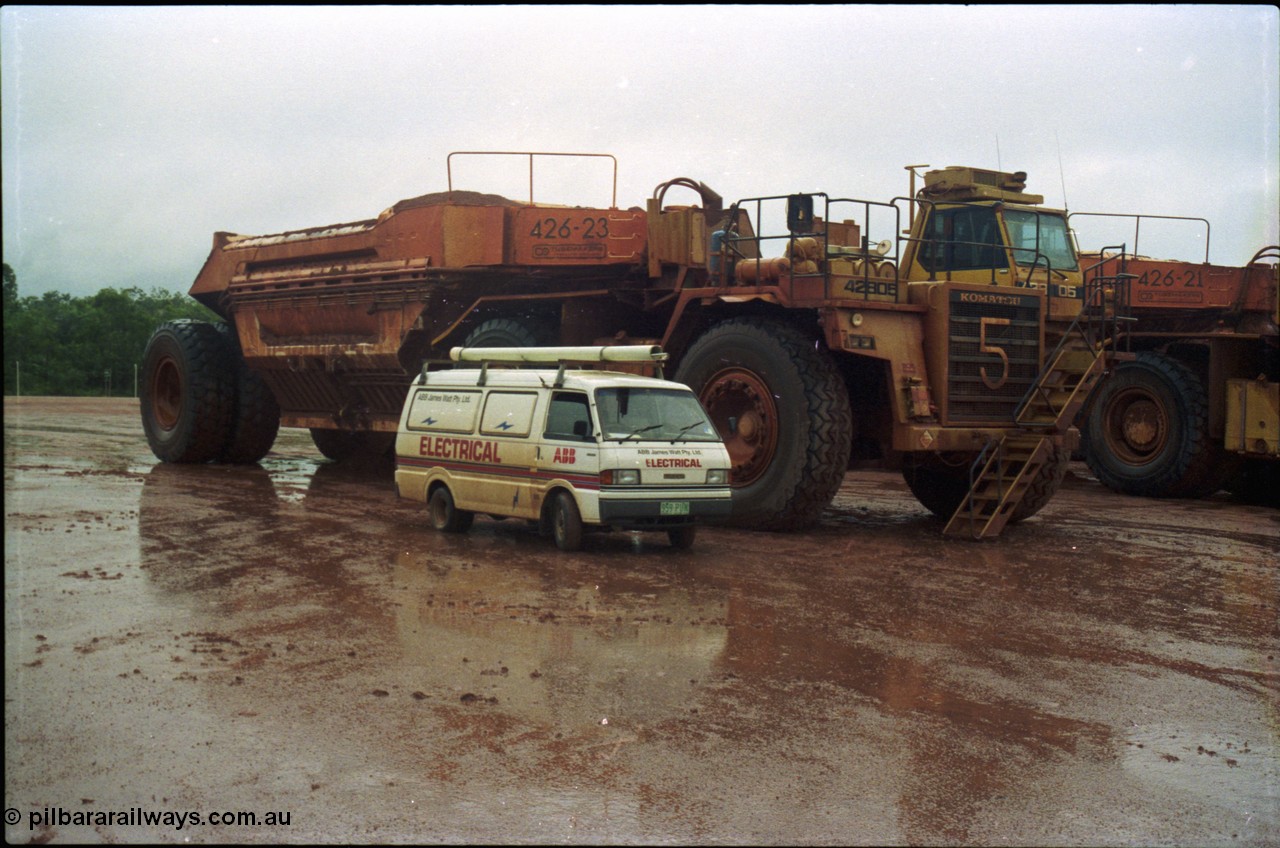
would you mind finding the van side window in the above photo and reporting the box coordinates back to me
[544,392,593,442]
[480,391,537,437]
[406,389,481,433]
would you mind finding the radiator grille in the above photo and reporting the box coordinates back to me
[946,291,1041,424]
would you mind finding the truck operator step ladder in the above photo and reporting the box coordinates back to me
[944,273,1131,540]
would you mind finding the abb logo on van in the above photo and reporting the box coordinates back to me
[553,447,577,464]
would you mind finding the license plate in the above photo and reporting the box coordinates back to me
[660,501,690,516]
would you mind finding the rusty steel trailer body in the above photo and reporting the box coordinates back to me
[1068,215,1279,502]
[140,153,1121,537]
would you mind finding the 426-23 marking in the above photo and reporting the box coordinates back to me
[1137,267,1203,288]
[529,216,611,240]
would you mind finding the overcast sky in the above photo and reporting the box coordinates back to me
[3,5,1277,299]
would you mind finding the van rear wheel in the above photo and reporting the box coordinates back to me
[551,491,584,551]
[428,487,473,533]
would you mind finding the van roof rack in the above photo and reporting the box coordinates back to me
[449,344,667,364]
[423,345,669,386]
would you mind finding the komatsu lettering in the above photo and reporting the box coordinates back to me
[959,292,1027,307]
[419,436,502,463]
[644,458,703,468]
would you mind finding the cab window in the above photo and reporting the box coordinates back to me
[920,206,1003,272]
[1004,210,1079,272]
[544,392,593,442]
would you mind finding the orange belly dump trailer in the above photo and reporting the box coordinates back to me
[1072,211,1278,504]
[141,153,1125,538]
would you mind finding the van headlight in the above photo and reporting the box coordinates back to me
[706,469,728,485]
[601,469,640,485]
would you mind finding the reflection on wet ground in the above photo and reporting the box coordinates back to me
[5,399,1279,844]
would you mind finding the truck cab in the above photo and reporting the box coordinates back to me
[901,166,1085,324]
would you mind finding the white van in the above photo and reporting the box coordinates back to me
[394,346,733,550]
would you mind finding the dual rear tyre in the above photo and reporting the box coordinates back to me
[140,319,279,464]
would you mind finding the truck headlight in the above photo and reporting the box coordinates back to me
[601,469,640,485]
[706,469,728,485]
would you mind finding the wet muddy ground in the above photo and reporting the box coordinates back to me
[5,396,1278,845]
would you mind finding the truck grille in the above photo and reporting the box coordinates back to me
[945,290,1041,424]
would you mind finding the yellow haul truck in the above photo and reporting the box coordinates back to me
[140,153,1123,538]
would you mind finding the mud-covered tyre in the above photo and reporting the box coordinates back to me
[309,428,395,463]
[902,453,973,520]
[902,441,1070,523]
[140,320,235,463]
[674,318,852,530]
[550,491,584,551]
[1012,442,1071,521]
[1082,352,1228,498]
[428,486,474,533]
[1225,460,1280,508]
[667,525,697,550]
[464,317,556,348]
[215,322,280,464]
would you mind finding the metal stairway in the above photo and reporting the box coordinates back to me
[944,270,1132,539]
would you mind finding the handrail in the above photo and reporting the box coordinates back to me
[1069,211,1211,263]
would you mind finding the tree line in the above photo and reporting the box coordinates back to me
[3,263,219,396]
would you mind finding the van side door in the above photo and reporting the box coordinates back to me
[537,390,598,502]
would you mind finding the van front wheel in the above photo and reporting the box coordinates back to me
[551,491,584,551]
[429,487,473,534]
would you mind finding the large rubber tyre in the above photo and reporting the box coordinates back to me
[902,453,973,520]
[667,525,697,550]
[428,486,474,534]
[902,442,1070,524]
[309,428,395,463]
[550,490,585,551]
[464,317,557,348]
[674,318,852,530]
[140,320,235,463]
[1014,442,1071,520]
[215,322,280,464]
[1082,352,1227,498]
[1225,460,1280,508]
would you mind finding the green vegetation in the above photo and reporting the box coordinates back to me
[3,263,218,396]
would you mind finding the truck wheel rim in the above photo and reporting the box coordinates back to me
[151,355,183,431]
[699,368,778,486]
[1105,387,1168,464]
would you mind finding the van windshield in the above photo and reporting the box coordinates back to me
[595,387,721,443]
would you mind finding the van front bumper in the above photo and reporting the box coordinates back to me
[598,490,733,527]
